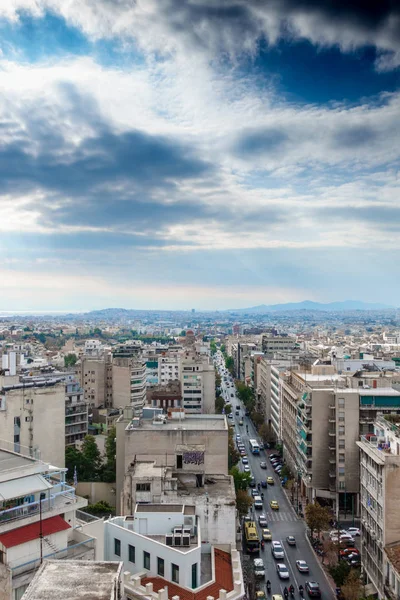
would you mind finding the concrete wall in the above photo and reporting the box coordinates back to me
[311,390,331,491]
[112,364,131,409]
[0,383,65,468]
[79,358,107,408]
[342,391,362,494]
[5,529,69,569]
[76,481,116,507]
[202,367,215,414]
[385,461,400,545]
[105,520,201,589]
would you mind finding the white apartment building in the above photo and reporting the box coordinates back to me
[65,377,88,447]
[0,376,66,468]
[180,352,215,414]
[357,416,400,599]
[83,339,104,357]
[158,355,181,386]
[0,443,94,600]
[113,344,147,414]
[261,336,297,357]
[105,504,244,600]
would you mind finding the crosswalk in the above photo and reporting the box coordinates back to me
[263,511,299,522]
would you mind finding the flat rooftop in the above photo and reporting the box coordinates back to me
[126,415,227,431]
[22,560,122,600]
[0,449,34,472]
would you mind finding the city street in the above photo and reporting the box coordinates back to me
[216,354,335,600]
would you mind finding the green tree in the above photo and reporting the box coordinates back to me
[305,502,331,538]
[85,500,116,518]
[220,344,226,354]
[210,341,217,355]
[65,446,85,483]
[328,561,351,587]
[180,330,186,336]
[228,428,240,468]
[230,466,251,491]
[280,465,291,480]
[37,333,46,344]
[258,423,276,444]
[101,427,116,483]
[341,569,362,600]
[81,435,103,480]
[64,353,77,368]
[251,411,264,427]
[236,489,254,518]
[225,356,234,374]
[94,327,102,336]
[215,396,225,414]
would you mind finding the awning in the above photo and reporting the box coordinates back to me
[0,474,53,502]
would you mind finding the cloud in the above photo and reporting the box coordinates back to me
[1,0,400,68]
[233,127,288,157]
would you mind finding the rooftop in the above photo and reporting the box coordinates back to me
[21,560,123,600]
[385,542,400,574]
[126,414,227,432]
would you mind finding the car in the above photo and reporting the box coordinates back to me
[262,528,272,541]
[272,596,283,600]
[251,488,259,497]
[236,434,241,441]
[239,420,244,426]
[261,480,268,488]
[347,527,361,537]
[242,456,249,464]
[260,461,267,469]
[253,558,265,579]
[305,582,321,598]
[270,500,279,510]
[271,541,284,559]
[240,449,246,456]
[329,530,348,538]
[346,554,361,566]
[256,591,266,600]
[275,467,282,474]
[339,548,359,559]
[267,477,274,485]
[276,563,289,579]
[296,560,309,573]
[244,465,250,473]
[258,514,268,527]
[228,413,233,419]
[286,536,296,546]
[236,405,240,410]
[231,393,234,397]
[249,477,256,487]
[254,496,263,510]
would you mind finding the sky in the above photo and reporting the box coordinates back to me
[0,0,400,311]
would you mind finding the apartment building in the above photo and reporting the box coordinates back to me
[21,560,123,600]
[146,381,182,411]
[0,443,93,600]
[115,409,235,548]
[65,377,88,447]
[105,504,244,600]
[180,352,215,414]
[281,369,400,517]
[77,354,112,408]
[0,376,66,468]
[112,343,147,414]
[357,416,400,599]
[261,336,297,357]
[158,355,181,385]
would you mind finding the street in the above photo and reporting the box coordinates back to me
[216,354,335,600]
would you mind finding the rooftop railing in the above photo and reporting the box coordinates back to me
[0,484,76,525]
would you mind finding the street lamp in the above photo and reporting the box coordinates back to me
[39,492,46,564]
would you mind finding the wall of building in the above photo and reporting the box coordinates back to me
[112,364,131,409]
[105,520,201,589]
[76,482,116,508]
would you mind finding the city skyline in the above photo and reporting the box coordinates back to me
[1,1,399,310]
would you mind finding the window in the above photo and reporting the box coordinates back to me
[14,416,21,427]
[191,563,197,589]
[177,455,183,469]
[338,410,345,422]
[128,545,135,563]
[172,563,179,583]
[114,538,121,556]
[14,434,20,443]
[157,557,165,577]
[339,453,345,463]
[339,439,345,449]
[338,398,345,406]
[338,467,345,476]
[136,483,151,492]
[338,426,345,435]
[144,551,150,570]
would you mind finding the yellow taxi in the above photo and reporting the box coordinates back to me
[262,528,272,541]
[272,595,283,600]
[267,476,274,485]
[270,500,279,510]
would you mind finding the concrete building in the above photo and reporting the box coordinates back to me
[77,355,112,409]
[159,355,181,386]
[261,336,297,357]
[105,505,244,600]
[0,443,92,600]
[280,369,400,516]
[180,352,215,414]
[116,410,235,548]
[0,376,66,468]
[357,416,400,599]
[65,376,88,447]
[113,344,147,414]
[83,339,104,357]
[21,560,123,600]
[146,382,182,411]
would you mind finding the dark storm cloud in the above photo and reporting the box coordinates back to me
[332,125,378,149]
[233,127,288,158]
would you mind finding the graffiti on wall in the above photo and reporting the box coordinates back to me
[183,451,204,465]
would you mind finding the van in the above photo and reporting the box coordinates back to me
[254,496,263,510]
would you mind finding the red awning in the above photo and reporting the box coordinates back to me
[0,515,71,548]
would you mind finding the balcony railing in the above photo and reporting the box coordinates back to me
[0,484,77,525]
[10,537,95,577]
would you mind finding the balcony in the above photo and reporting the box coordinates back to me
[329,471,336,478]
[0,484,87,531]
[328,429,336,436]
[329,456,336,464]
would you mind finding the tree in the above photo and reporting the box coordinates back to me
[215,396,225,414]
[85,500,116,518]
[228,428,240,468]
[94,327,102,336]
[101,427,116,483]
[64,353,77,368]
[220,344,226,354]
[328,561,351,587]
[80,435,103,480]
[236,489,254,518]
[65,446,86,483]
[258,423,276,444]
[341,569,362,600]
[210,341,217,355]
[305,502,330,538]
[230,467,251,491]
[251,411,264,427]
[280,465,291,480]
[225,403,232,415]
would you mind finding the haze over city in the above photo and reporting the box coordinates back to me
[0,1,399,310]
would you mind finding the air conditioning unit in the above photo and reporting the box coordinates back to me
[174,527,182,535]
[165,534,173,546]
[182,535,190,547]
[182,528,191,536]
[174,534,182,546]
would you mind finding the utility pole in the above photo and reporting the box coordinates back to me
[39,493,44,564]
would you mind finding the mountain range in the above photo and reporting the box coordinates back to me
[226,300,394,313]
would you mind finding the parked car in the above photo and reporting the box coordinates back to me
[347,527,361,537]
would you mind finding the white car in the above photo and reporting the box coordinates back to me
[276,563,289,579]
[244,465,251,473]
[347,527,360,537]
[271,541,284,559]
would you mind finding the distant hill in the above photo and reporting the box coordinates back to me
[226,300,393,313]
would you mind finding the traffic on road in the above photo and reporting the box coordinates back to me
[214,351,334,600]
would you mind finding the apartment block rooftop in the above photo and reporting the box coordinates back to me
[21,560,123,600]
[125,410,226,432]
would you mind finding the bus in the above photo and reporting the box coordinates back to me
[243,520,260,554]
[249,439,260,455]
